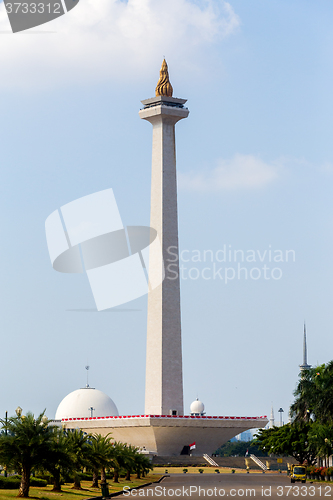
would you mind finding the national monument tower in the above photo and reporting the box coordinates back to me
[139,60,188,416]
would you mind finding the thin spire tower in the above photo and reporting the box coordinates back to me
[300,323,311,372]
[269,405,275,428]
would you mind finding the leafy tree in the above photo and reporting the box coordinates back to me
[215,440,266,457]
[0,411,54,497]
[307,422,333,467]
[254,421,317,465]
[291,362,333,424]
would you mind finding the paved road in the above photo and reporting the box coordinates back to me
[119,474,333,499]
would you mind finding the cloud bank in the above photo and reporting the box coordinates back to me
[0,0,240,89]
[178,154,280,192]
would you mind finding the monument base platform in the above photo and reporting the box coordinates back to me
[61,414,267,456]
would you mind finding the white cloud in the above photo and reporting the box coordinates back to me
[178,154,280,192]
[0,0,240,89]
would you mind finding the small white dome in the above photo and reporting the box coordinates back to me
[190,398,205,415]
[55,387,119,420]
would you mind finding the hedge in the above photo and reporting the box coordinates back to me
[0,476,47,489]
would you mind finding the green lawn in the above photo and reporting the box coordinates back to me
[0,476,163,500]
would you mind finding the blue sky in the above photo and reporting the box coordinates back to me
[0,0,332,425]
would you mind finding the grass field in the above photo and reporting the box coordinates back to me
[0,476,163,500]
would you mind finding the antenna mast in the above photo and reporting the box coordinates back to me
[85,365,90,388]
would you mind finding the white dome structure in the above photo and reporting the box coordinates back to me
[55,387,119,420]
[190,398,205,416]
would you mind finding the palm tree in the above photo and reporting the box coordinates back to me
[0,411,54,497]
[43,427,74,492]
[88,434,113,488]
[133,452,153,479]
[122,444,138,481]
[108,441,126,483]
[65,429,91,489]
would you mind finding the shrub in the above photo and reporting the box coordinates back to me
[314,467,323,477]
[78,472,93,481]
[62,471,93,482]
[0,477,21,489]
[30,477,47,487]
[119,468,127,478]
[0,475,47,489]
[36,474,53,485]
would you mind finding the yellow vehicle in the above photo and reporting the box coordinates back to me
[291,465,306,484]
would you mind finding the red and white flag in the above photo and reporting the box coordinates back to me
[189,442,196,450]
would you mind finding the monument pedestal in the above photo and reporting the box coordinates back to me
[62,414,268,456]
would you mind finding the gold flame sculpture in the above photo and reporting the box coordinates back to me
[155,59,173,97]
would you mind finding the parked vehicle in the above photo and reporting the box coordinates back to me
[291,465,306,484]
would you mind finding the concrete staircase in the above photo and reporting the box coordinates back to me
[203,454,219,467]
[250,454,267,471]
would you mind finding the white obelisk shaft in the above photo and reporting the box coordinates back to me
[139,96,189,416]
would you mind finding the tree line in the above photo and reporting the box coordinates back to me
[255,361,333,465]
[215,440,266,457]
[0,411,152,498]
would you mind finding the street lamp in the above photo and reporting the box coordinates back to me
[278,408,284,426]
[4,411,7,478]
[15,406,22,417]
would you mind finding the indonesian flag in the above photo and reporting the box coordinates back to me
[189,442,196,450]
[245,449,249,457]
